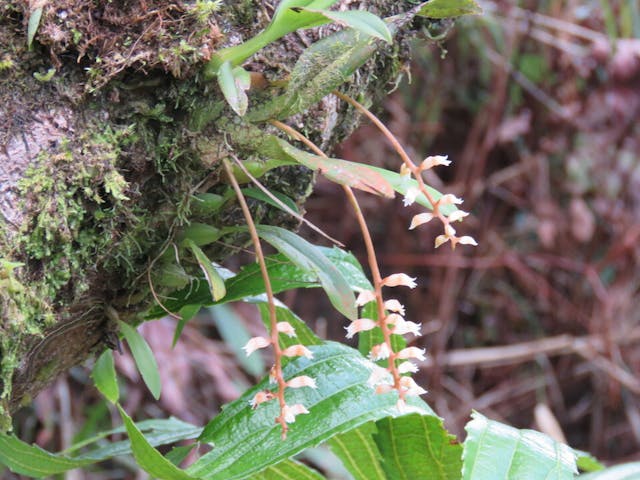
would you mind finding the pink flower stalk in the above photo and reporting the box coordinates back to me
[282,403,310,423]
[282,344,313,359]
[286,376,317,389]
[381,273,417,289]
[243,336,271,356]
[276,322,297,337]
[345,318,377,339]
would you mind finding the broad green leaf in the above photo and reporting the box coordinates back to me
[166,444,197,467]
[119,321,162,400]
[191,193,226,215]
[366,165,459,215]
[328,422,386,480]
[306,9,392,43]
[189,342,434,479]
[254,459,326,479]
[0,434,93,477]
[463,411,577,480]
[375,413,462,479]
[27,7,43,48]
[172,303,202,347]
[417,0,482,19]
[242,187,300,214]
[578,462,640,479]
[186,239,226,302]
[217,61,251,116]
[256,225,357,320]
[273,137,395,198]
[91,349,119,403]
[116,405,196,480]
[208,304,266,377]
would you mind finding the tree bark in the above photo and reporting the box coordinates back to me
[0,0,414,427]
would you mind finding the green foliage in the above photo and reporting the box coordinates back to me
[417,0,482,19]
[91,350,119,403]
[119,321,162,400]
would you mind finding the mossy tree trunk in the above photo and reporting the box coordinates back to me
[0,0,413,429]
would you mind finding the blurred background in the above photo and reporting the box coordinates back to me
[8,1,640,477]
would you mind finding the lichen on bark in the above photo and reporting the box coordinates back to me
[0,0,413,428]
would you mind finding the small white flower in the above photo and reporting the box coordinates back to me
[286,376,317,389]
[409,212,434,230]
[439,194,464,206]
[391,319,422,337]
[250,390,274,408]
[381,273,417,289]
[434,235,449,248]
[282,403,309,423]
[400,376,427,396]
[276,322,297,337]
[242,336,271,356]
[420,155,451,170]
[444,223,456,237]
[403,187,420,207]
[384,299,405,315]
[345,318,377,338]
[370,342,391,360]
[367,365,391,387]
[397,347,426,361]
[375,384,394,394]
[459,236,478,246]
[282,344,313,359]
[448,210,469,222]
[398,361,419,373]
[355,290,376,306]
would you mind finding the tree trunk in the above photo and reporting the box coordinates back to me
[0,0,413,429]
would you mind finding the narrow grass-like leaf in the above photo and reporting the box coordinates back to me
[91,350,119,404]
[417,0,482,19]
[172,303,202,347]
[119,321,162,400]
[186,239,226,302]
[242,187,300,214]
[463,411,577,480]
[254,459,326,479]
[375,413,462,479]
[256,225,357,320]
[189,342,434,479]
[116,405,196,480]
[27,7,43,48]
[0,434,93,477]
[328,422,386,480]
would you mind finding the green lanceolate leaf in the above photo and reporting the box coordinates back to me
[117,405,196,480]
[91,349,119,403]
[462,411,577,480]
[188,342,434,480]
[304,9,392,43]
[254,459,326,479]
[375,413,462,480]
[417,0,482,19]
[328,422,386,480]
[172,303,202,347]
[119,321,162,400]
[273,137,394,198]
[27,6,43,48]
[365,165,459,215]
[218,61,251,116]
[0,434,94,477]
[186,239,226,302]
[256,225,357,320]
[242,187,300,214]
[180,223,222,247]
